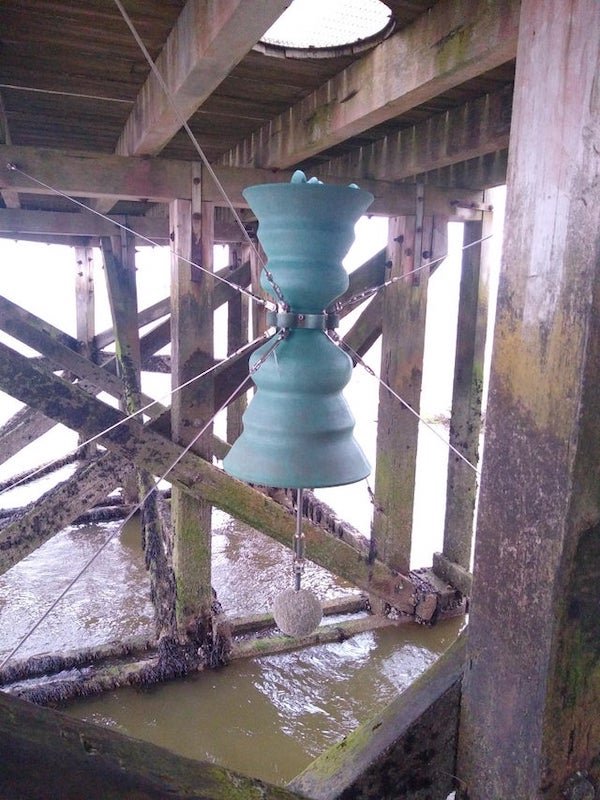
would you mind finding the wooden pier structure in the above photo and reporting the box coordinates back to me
[0,0,598,797]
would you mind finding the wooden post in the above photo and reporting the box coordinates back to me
[371,211,428,576]
[169,164,214,639]
[101,235,176,637]
[226,243,248,444]
[75,240,97,458]
[457,1,600,797]
[434,214,492,595]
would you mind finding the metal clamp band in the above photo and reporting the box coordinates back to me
[266,310,340,330]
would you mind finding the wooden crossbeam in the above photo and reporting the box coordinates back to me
[116,0,291,157]
[0,689,304,800]
[0,451,130,576]
[0,340,415,612]
[0,406,56,468]
[0,143,482,218]
[224,0,519,170]
[0,208,260,245]
[0,296,163,417]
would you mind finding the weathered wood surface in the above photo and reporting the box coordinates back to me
[371,215,428,575]
[0,451,130,575]
[0,143,484,219]
[0,207,170,242]
[224,0,519,169]
[170,188,215,633]
[0,635,155,687]
[290,632,466,800]
[0,294,164,418]
[229,594,368,636]
[95,296,171,350]
[0,340,416,613]
[0,405,56,467]
[0,689,303,800]
[457,1,600,797]
[439,217,491,583]
[231,615,405,661]
[116,0,291,157]
[226,244,249,443]
[322,85,513,184]
[103,234,176,637]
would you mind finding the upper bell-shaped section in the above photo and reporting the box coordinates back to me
[223,173,373,489]
[243,171,374,312]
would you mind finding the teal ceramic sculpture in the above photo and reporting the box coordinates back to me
[223,171,373,489]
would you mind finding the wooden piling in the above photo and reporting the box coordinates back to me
[434,214,492,596]
[371,215,427,575]
[457,1,600,796]
[169,169,215,639]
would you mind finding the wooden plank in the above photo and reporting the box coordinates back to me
[0,406,56,468]
[116,0,291,156]
[224,0,519,169]
[322,85,513,184]
[169,180,214,632]
[0,295,162,416]
[342,292,383,360]
[0,144,192,201]
[74,242,97,458]
[0,689,303,800]
[102,234,175,636]
[0,207,170,241]
[290,633,466,800]
[0,90,20,209]
[0,207,251,243]
[0,451,130,575]
[439,217,491,577]
[0,143,481,218]
[371,215,428,574]
[94,296,171,351]
[0,340,416,612]
[457,1,600,796]
[226,244,248,443]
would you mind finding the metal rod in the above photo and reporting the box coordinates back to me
[294,487,305,591]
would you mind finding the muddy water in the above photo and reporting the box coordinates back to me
[0,498,462,786]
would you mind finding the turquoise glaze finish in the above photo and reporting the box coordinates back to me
[223,173,373,489]
[244,177,373,313]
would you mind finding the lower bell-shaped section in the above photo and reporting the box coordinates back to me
[223,330,370,489]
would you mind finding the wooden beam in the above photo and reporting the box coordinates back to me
[224,0,519,169]
[0,91,19,209]
[0,452,129,575]
[457,1,600,796]
[0,406,56,468]
[0,208,170,241]
[0,340,415,613]
[0,296,163,416]
[321,85,513,184]
[116,0,291,156]
[0,143,482,218]
[170,178,215,632]
[290,632,466,800]
[0,690,304,800]
[0,207,253,244]
[439,217,492,581]
[371,214,429,574]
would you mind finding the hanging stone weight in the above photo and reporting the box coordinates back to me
[273,587,323,638]
[223,171,374,489]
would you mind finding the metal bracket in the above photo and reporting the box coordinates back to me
[266,309,340,330]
